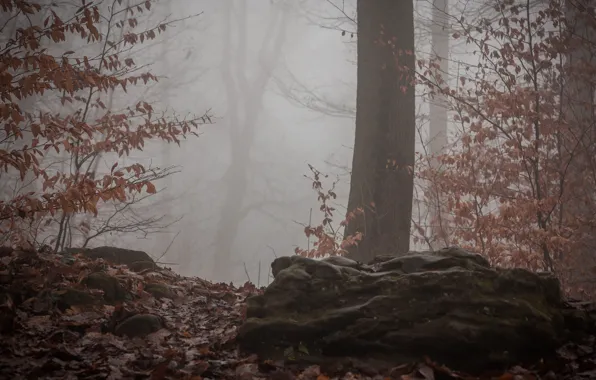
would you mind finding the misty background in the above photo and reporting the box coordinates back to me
[81,0,483,284]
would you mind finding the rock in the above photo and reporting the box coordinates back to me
[61,247,91,256]
[145,283,176,299]
[0,246,13,258]
[371,246,491,273]
[128,260,156,272]
[321,256,367,271]
[0,291,15,333]
[269,255,352,281]
[82,272,128,303]
[53,289,100,311]
[270,256,294,278]
[0,269,11,284]
[114,314,163,338]
[64,246,155,269]
[237,247,583,373]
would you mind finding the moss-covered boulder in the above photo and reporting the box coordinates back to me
[237,247,584,373]
[64,246,155,269]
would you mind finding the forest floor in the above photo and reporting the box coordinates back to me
[0,249,595,380]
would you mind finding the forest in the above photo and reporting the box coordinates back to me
[1,0,596,379]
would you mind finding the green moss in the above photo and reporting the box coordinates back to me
[238,249,575,373]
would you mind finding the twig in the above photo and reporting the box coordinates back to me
[243,262,251,284]
[308,207,312,252]
[155,230,180,263]
[267,245,278,258]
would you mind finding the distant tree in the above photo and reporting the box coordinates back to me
[343,0,416,262]
[212,0,289,280]
[0,0,209,249]
[424,0,450,249]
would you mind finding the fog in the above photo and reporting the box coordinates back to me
[78,0,354,284]
[68,0,488,284]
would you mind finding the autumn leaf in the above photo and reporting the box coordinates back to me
[145,182,156,194]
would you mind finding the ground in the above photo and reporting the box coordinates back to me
[0,248,595,379]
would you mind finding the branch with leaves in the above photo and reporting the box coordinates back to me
[414,0,596,296]
[294,164,363,258]
[0,0,210,250]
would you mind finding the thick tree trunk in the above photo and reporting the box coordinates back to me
[561,0,596,284]
[564,0,595,146]
[345,0,416,263]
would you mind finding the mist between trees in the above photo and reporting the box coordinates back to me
[1,0,595,298]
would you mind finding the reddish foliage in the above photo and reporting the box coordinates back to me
[295,164,363,258]
[0,0,209,247]
[415,0,596,297]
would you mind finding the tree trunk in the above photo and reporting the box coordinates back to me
[428,0,449,249]
[561,0,596,284]
[564,0,595,148]
[344,0,416,263]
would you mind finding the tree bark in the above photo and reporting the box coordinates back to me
[560,0,596,279]
[345,0,416,263]
[428,0,450,250]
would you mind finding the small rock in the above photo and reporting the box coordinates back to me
[67,246,155,268]
[114,314,163,338]
[53,289,99,311]
[235,363,259,380]
[145,283,176,299]
[321,256,363,269]
[86,246,154,266]
[82,272,128,303]
[128,260,156,272]
[0,291,15,333]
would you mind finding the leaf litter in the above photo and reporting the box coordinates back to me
[1,248,595,379]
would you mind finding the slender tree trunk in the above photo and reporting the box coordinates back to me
[428,0,449,249]
[159,0,177,265]
[345,0,416,263]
